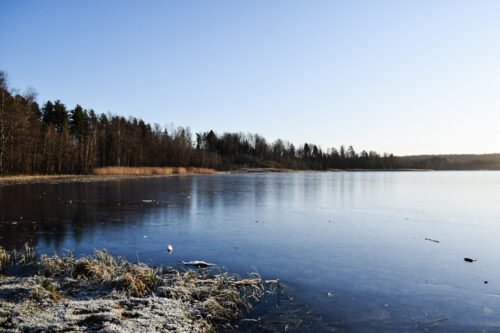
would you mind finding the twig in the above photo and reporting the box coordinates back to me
[425,238,440,243]
[427,317,449,324]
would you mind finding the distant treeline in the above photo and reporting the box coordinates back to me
[1,72,499,175]
[396,154,500,171]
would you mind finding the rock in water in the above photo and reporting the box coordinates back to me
[464,257,478,263]
[182,260,214,268]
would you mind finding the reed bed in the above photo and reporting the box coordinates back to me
[0,174,83,184]
[93,166,218,176]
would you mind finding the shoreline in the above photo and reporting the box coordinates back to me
[13,166,494,187]
[0,246,270,332]
[0,167,440,186]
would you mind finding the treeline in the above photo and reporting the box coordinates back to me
[1,72,499,175]
[396,154,500,170]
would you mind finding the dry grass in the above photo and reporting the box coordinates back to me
[0,247,10,275]
[2,246,268,328]
[39,250,74,277]
[1,243,37,275]
[232,167,295,173]
[116,273,148,297]
[39,250,265,325]
[0,167,218,186]
[17,242,36,266]
[71,250,127,283]
[93,167,218,176]
[31,278,62,302]
[0,174,85,184]
[157,270,264,324]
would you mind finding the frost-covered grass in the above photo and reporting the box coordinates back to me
[0,247,10,275]
[0,246,266,332]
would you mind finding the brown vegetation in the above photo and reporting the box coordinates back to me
[0,247,9,275]
[0,246,268,331]
[0,174,86,185]
[93,166,217,176]
[31,279,63,302]
[0,167,217,186]
[0,242,36,273]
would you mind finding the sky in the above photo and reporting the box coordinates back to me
[1,0,500,155]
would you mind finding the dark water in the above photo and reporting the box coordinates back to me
[1,171,500,332]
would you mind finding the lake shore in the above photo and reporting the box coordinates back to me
[0,167,435,186]
[0,168,217,187]
[0,246,268,332]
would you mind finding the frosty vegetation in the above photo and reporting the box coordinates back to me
[0,245,270,332]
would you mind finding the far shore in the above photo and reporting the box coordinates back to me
[0,166,438,186]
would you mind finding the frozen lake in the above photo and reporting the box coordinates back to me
[1,171,500,332]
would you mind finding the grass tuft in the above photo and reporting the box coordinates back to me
[116,273,148,297]
[1,243,37,274]
[0,247,10,275]
[31,278,62,302]
[19,243,36,266]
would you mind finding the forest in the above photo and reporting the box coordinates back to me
[1,71,499,175]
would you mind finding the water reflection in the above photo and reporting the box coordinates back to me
[2,172,500,332]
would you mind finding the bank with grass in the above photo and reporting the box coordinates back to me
[0,167,219,186]
[0,245,272,332]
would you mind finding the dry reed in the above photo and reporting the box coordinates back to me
[1,242,37,275]
[93,167,217,176]
[0,174,83,184]
[0,247,10,275]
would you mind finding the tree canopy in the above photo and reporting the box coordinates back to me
[1,71,499,175]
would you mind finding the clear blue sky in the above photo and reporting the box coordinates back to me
[1,1,499,155]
